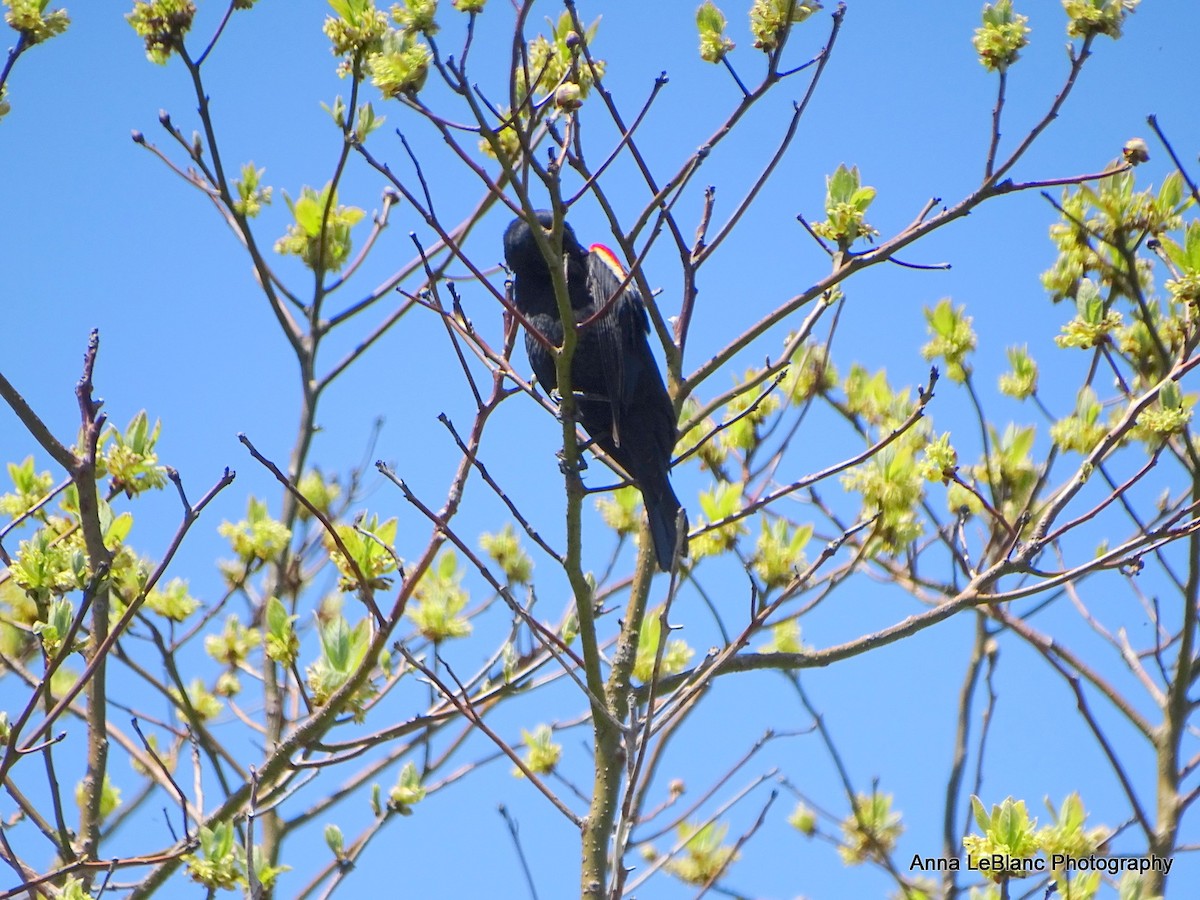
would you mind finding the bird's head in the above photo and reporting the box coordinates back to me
[503,211,587,280]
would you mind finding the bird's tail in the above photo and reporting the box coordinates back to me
[644,477,687,572]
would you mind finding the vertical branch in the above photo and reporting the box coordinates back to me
[941,615,989,896]
[1152,494,1199,894]
[71,332,114,873]
[983,68,1007,180]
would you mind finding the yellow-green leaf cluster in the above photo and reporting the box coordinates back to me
[129,733,174,775]
[665,820,739,885]
[389,761,426,813]
[324,513,398,591]
[1063,0,1138,39]
[1049,387,1107,454]
[353,101,386,141]
[215,671,240,697]
[10,525,87,604]
[918,432,958,484]
[368,29,432,96]
[678,399,727,473]
[690,481,747,559]
[515,724,561,776]
[839,792,903,865]
[596,484,642,536]
[126,0,195,65]
[104,411,167,496]
[811,164,878,249]
[1038,794,1108,894]
[252,849,289,891]
[1116,872,1163,900]
[145,577,199,622]
[219,497,292,564]
[973,1,1030,71]
[391,0,436,35]
[169,677,222,722]
[32,596,75,656]
[0,456,53,519]
[842,446,924,555]
[274,183,365,272]
[480,523,533,584]
[632,608,694,683]
[760,618,804,654]
[1134,381,1191,440]
[96,498,134,555]
[1161,220,1200,305]
[782,340,837,403]
[963,796,1040,881]
[921,299,976,383]
[54,879,89,900]
[843,365,917,431]
[325,824,345,859]
[5,0,70,45]
[407,551,471,641]
[696,1,734,63]
[951,424,1039,523]
[752,519,811,588]
[478,108,523,165]
[0,581,38,662]
[1055,279,1122,349]
[264,596,299,665]
[233,163,272,218]
[521,12,604,103]
[1116,300,1187,392]
[750,0,821,52]
[324,0,388,57]
[185,823,243,890]
[306,612,373,711]
[721,369,781,453]
[1042,171,1182,303]
[106,547,150,618]
[297,469,342,519]
[999,345,1038,399]
[788,801,817,835]
[204,614,261,666]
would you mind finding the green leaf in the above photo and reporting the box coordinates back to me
[696,1,734,63]
[293,195,322,235]
[1158,234,1187,271]
[1158,171,1183,212]
[971,795,990,832]
[105,511,134,547]
[1159,380,1182,410]
[1185,220,1200,270]
[321,614,351,671]
[850,185,876,212]
[1076,278,1103,323]
[827,163,858,206]
[267,596,289,635]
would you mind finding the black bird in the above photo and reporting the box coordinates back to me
[503,212,686,570]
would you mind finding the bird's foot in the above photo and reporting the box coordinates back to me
[556,448,588,475]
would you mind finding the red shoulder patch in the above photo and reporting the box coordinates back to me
[589,243,626,277]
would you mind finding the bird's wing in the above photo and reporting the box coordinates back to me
[586,244,651,449]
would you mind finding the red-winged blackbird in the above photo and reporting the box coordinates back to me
[503,212,687,570]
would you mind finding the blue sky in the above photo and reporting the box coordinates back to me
[3,1,1200,897]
